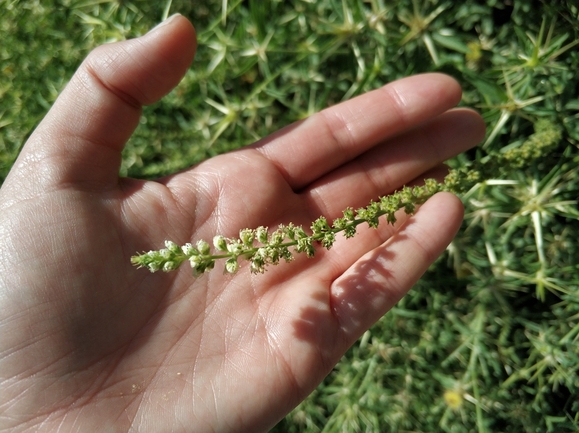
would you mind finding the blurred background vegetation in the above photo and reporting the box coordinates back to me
[1,0,578,431]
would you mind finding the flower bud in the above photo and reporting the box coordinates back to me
[227,241,243,255]
[270,230,284,245]
[147,262,161,273]
[163,261,177,272]
[164,240,180,253]
[284,223,296,240]
[424,178,438,193]
[322,232,336,249]
[250,258,265,274]
[311,216,329,234]
[182,243,196,256]
[225,258,239,274]
[412,185,425,198]
[256,226,268,244]
[213,236,228,252]
[239,229,254,246]
[343,207,355,221]
[197,239,211,255]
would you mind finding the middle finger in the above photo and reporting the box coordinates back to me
[300,108,485,219]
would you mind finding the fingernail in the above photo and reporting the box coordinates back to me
[148,13,182,34]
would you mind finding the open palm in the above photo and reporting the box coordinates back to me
[0,15,485,433]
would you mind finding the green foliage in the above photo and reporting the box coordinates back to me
[2,0,579,431]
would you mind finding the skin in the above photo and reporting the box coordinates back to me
[0,15,485,433]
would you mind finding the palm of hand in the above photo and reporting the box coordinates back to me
[0,16,484,433]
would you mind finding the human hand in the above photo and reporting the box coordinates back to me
[0,14,485,433]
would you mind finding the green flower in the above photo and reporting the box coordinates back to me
[197,240,210,255]
[131,176,469,276]
[213,236,228,252]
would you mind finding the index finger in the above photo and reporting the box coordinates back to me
[253,73,462,191]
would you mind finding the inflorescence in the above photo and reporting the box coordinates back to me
[131,178,448,276]
[131,119,562,276]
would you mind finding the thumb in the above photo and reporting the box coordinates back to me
[6,14,196,194]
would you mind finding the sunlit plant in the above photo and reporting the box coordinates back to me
[132,178,448,275]
[3,0,579,432]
